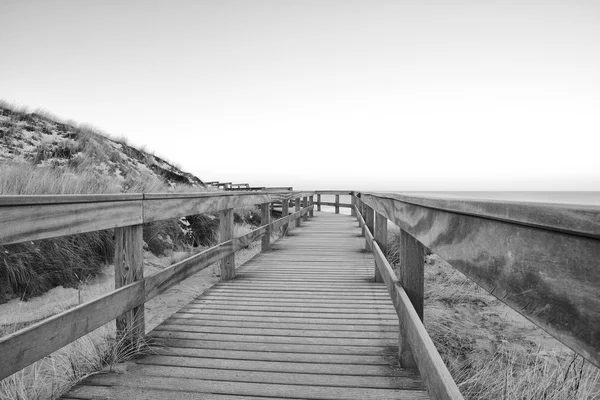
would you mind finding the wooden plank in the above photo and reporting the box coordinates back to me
[0,281,144,381]
[81,374,426,400]
[281,197,289,234]
[114,224,145,344]
[154,324,397,339]
[219,208,235,280]
[169,313,398,326]
[374,212,387,283]
[0,199,143,245]
[135,354,405,376]
[183,304,396,314]
[65,385,273,400]
[113,364,422,389]
[143,193,270,223]
[147,346,399,366]
[0,193,142,206]
[261,202,270,251]
[314,190,353,195]
[361,191,600,238]
[319,201,353,208]
[164,319,398,333]
[399,229,425,321]
[150,330,395,347]
[169,310,398,321]
[295,197,301,227]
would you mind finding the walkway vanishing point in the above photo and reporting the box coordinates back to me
[65,211,428,399]
[2,190,600,400]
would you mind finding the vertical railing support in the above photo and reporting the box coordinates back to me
[282,198,289,235]
[350,195,356,217]
[309,195,314,218]
[398,228,425,368]
[364,205,374,252]
[303,196,309,221]
[357,198,365,236]
[374,212,387,283]
[317,194,321,211]
[114,224,145,345]
[261,202,271,252]
[219,208,235,280]
[295,198,301,227]
[335,194,340,214]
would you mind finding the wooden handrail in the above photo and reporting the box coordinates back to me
[0,191,313,380]
[0,191,310,245]
[354,191,600,369]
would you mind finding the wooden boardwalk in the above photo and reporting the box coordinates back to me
[63,211,429,399]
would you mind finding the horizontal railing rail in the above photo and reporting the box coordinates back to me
[0,190,315,381]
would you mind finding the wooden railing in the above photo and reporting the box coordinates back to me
[351,192,600,375]
[2,189,599,400]
[0,190,315,381]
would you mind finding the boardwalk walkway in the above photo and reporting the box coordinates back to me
[63,211,429,399]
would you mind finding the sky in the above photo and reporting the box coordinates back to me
[1,0,600,191]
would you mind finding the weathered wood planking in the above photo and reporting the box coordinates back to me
[0,191,316,246]
[114,224,145,343]
[368,191,600,239]
[0,199,143,245]
[360,192,600,367]
[144,193,271,223]
[0,281,145,381]
[318,201,353,208]
[64,211,430,400]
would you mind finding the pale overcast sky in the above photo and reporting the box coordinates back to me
[1,0,599,190]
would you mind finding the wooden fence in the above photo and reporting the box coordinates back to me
[0,190,314,381]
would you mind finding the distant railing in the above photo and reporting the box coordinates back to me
[0,190,315,381]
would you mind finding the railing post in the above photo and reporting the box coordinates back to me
[114,224,145,346]
[350,195,356,217]
[261,202,271,252]
[219,208,235,280]
[374,212,387,283]
[309,195,314,218]
[303,196,309,221]
[357,198,365,236]
[335,194,340,214]
[398,228,425,368]
[364,205,374,252]
[281,198,289,235]
[317,194,321,211]
[295,198,301,227]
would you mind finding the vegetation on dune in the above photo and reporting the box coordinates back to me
[0,102,276,399]
[388,228,600,400]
